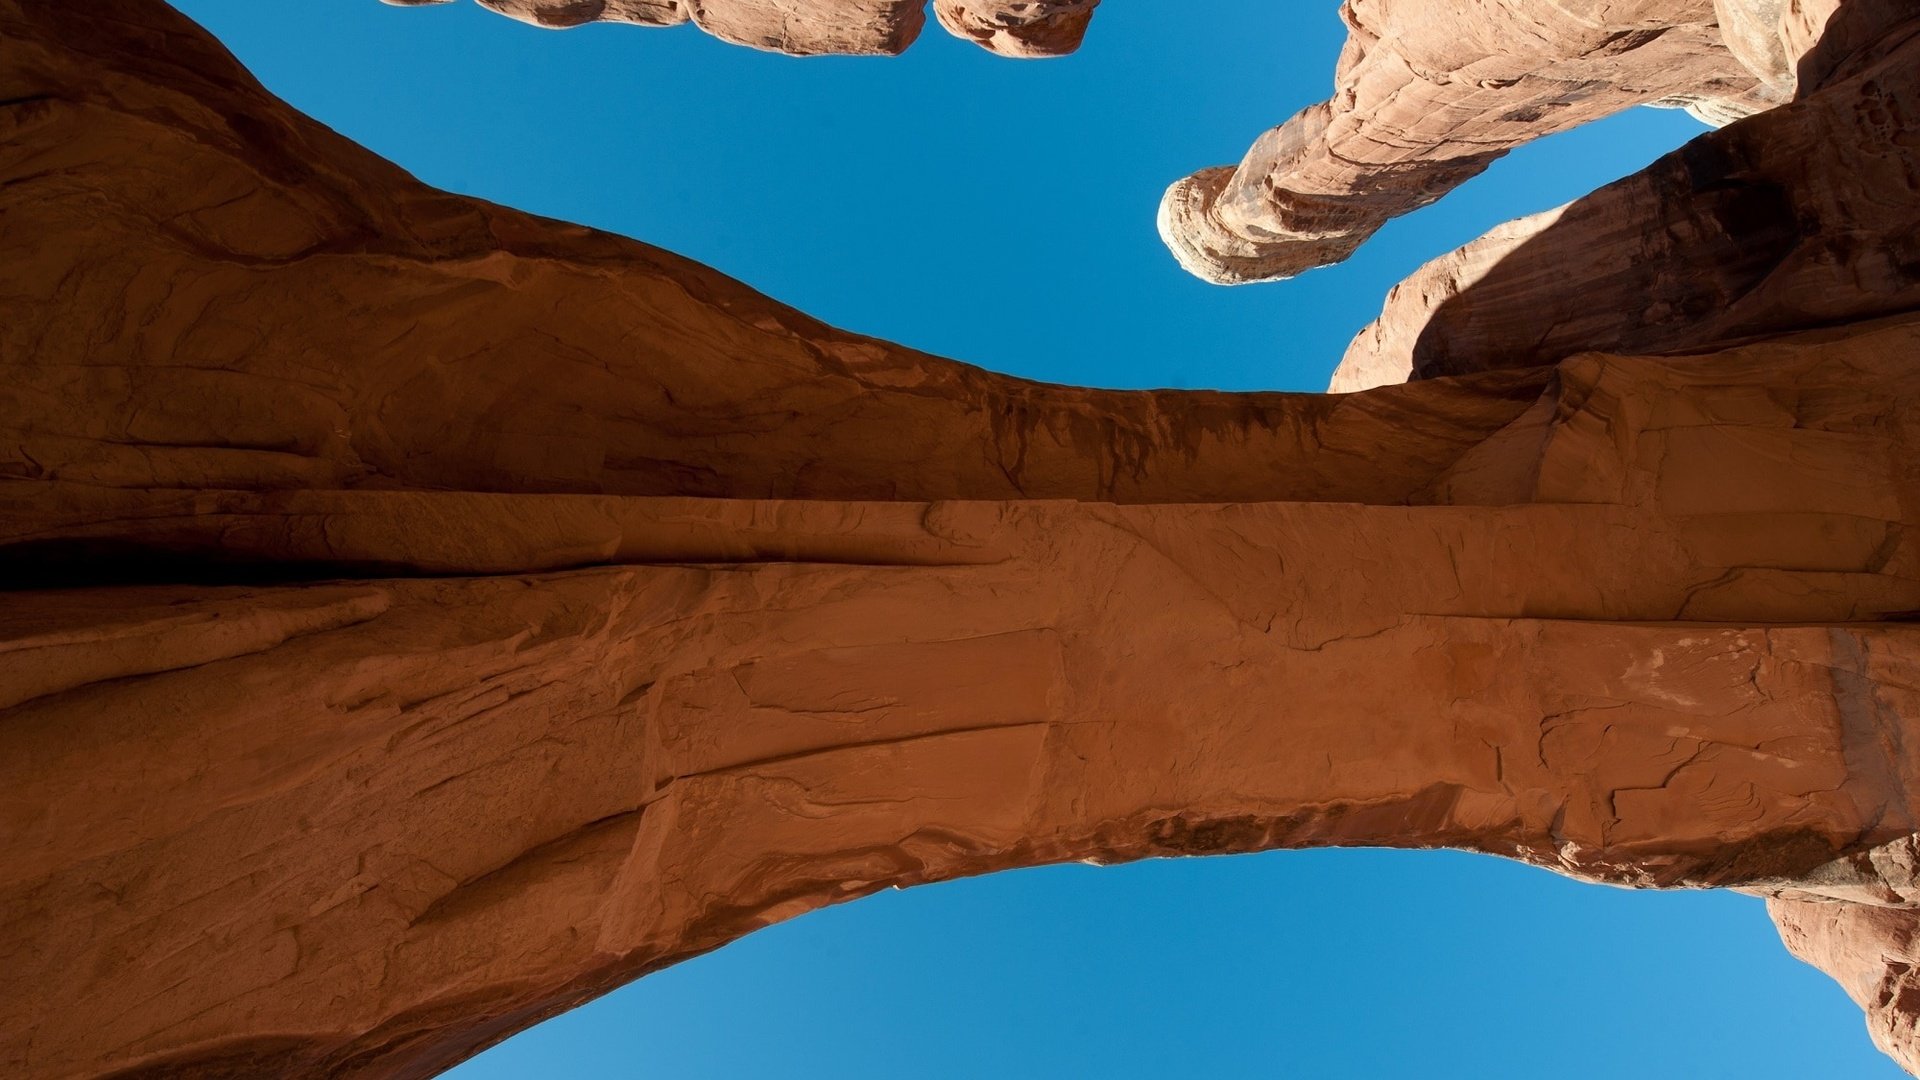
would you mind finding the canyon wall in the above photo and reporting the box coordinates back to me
[5,1,1920,1077]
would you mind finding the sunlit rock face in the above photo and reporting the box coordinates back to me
[382,0,1096,56]
[377,0,1877,293]
[932,0,1097,57]
[1157,1,1750,285]
[6,0,1920,1077]
[1332,0,1920,391]
[1157,0,1889,287]
[1773,897,1920,1075]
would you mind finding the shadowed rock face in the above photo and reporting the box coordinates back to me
[381,0,1097,57]
[6,1,1920,1078]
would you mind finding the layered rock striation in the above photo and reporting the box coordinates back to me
[6,0,1920,1078]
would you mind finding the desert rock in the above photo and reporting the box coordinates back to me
[6,1,1920,1077]
[384,0,1096,56]
[1157,0,1833,285]
[1333,0,1920,390]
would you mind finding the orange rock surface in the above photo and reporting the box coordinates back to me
[1774,896,1920,1074]
[381,0,1096,57]
[5,1,1920,1077]
[1157,0,1799,284]
[1334,0,1920,390]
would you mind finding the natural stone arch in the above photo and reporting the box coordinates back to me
[6,1,1920,1078]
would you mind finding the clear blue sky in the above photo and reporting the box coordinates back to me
[168,1,1899,1074]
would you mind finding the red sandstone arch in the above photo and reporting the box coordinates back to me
[6,1,1920,1076]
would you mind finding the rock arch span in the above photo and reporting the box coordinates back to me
[5,1,1920,1076]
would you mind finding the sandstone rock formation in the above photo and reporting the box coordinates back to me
[6,0,1920,1078]
[1774,897,1920,1074]
[370,0,1877,299]
[380,0,1097,57]
[1333,0,1920,390]
[1158,0,1862,285]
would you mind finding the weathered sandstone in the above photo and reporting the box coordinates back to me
[371,0,1880,295]
[931,0,1096,58]
[1773,897,1920,1074]
[6,0,1920,1077]
[1157,0,1790,285]
[380,0,1096,57]
[1333,0,1920,390]
[1154,0,1917,286]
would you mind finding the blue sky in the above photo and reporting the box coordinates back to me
[167,1,1899,1074]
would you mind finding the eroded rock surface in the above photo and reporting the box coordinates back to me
[382,0,1097,56]
[1773,899,1920,1075]
[1155,0,1920,287]
[1157,0,1796,285]
[932,0,1096,58]
[6,0,1920,1078]
[1333,0,1920,391]
[373,0,1884,299]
